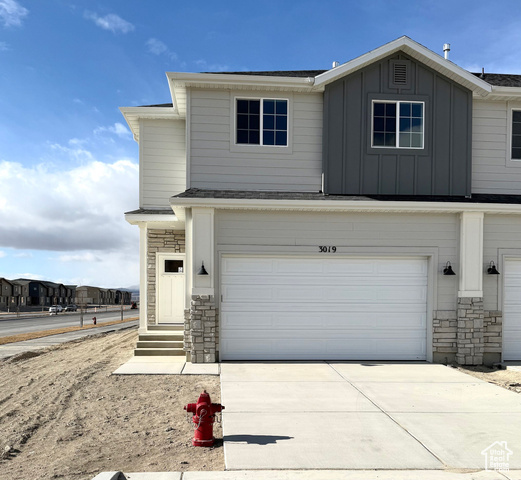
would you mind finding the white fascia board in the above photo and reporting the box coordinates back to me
[125,212,178,225]
[170,197,521,215]
[167,72,315,91]
[314,36,492,96]
[119,106,181,142]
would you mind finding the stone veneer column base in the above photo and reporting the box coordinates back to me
[184,295,218,363]
[456,297,484,365]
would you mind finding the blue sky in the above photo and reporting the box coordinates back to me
[1,0,521,288]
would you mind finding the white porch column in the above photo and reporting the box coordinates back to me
[191,207,215,295]
[458,211,484,298]
[456,211,484,365]
[138,223,148,333]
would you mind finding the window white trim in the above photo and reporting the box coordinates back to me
[371,100,425,150]
[230,92,294,155]
[506,102,521,166]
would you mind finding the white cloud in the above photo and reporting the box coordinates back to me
[0,158,139,252]
[94,122,131,138]
[0,41,9,51]
[146,38,178,61]
[0,156,140,287]
[0,250,6,258]
[84,11,134,34]
[13,251,32,258]
[59,252,102,263]
[194,59,229,72]
[0,0,28,27]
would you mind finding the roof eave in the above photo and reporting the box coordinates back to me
[119,106,181,142]
[170,196,521,215]
[167,71,316,92]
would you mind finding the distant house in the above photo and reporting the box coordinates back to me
[76,286,101,305]
[0,278,13,310]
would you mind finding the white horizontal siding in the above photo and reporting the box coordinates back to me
[216,210,459,310]
[189,89,323,191]
[472,100,521,194]
[483,215,521,310]
[141,119,186,208]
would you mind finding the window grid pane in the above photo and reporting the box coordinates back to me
[373,102,397,147]
[513,110,521,159]
[237,99,287,146]
[262,99,288,146]
[236,99,260,144]
[373,101,424,149]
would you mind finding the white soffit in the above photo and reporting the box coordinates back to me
[119,106,180,142]
[314,36,492,97]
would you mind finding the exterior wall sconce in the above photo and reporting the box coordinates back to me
[487,261,500,275]
[443,261,456,275]
[197,261,208,275]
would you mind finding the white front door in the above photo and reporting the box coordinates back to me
[157,254,185,324]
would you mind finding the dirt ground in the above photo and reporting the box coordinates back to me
[0,329,224,480]
[458,365,521,394]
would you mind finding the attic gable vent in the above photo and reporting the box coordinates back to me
[394,63,407,84]
[390,60,411,89]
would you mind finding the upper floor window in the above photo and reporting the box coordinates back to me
[236,98,288,146]
[372,101,424,149]
[512,110,521,160]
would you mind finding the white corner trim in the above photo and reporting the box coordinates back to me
[458,212,484,297]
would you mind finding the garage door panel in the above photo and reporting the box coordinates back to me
[220,256,428,360]
[503,259,521,360]
[222,311,427,329]
[221,338,426,361]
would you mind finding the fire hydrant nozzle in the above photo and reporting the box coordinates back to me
[184,390,224,447]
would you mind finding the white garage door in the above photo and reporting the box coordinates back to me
[220,256,428,360]
[503,259,521,360]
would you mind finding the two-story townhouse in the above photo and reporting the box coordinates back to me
[0,278,13,310]
[12,279,30,307]
[122,36,521,365]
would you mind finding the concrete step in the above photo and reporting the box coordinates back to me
[147,324,183,331]
[134,348,186,356]
[136,341,184,349]
[138,334,183,342]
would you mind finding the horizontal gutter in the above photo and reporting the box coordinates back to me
[167,72,316,90]
[170,197,521,215]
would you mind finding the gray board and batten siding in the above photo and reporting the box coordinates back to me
[323,52,472,197]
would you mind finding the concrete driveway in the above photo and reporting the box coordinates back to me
[220,362,521,470]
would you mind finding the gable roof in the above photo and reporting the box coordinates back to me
[314,36,492,96]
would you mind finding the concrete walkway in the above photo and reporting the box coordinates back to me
[0,320,138,359]
[92,470,521,479]
[220,362,521,470]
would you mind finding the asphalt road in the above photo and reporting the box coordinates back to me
[0,309,138,337]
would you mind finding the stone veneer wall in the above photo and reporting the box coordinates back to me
[483,310,502,364]
[456,297,484,365]
[432,311,457,363]
[184,295,219,363]
[146,229,185,325]
[433,308,503,365]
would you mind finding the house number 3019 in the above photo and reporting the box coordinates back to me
[319,246,337,253]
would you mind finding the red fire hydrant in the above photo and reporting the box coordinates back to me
[92,316,97,325]
[184,390,224,447]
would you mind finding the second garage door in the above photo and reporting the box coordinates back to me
[220,255,428,361]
